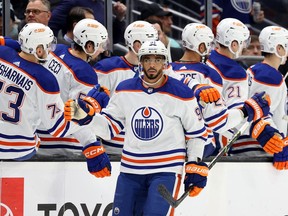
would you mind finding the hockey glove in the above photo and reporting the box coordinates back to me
[87,84,110,109]
[64,96,100,125]
[82,142,111,178]
[184,161,209,197]
[273,137,288,170]
[194,84,221,103]
[241,92,271,122]
[250,119,284,154]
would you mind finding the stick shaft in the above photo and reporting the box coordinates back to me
[208,121,250,169]
[158,121,250,208]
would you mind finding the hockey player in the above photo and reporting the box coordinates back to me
[36,18,109,157]
[65,40,209,215]
[172,23,271,157]
[0,24,78,159]
[206,18,284,156]
[0,23,111,178]
[243,26,288,169]
[94,20,158,96]
[171,23,223,156]
[206,18,251,110]
[93,20,159,155]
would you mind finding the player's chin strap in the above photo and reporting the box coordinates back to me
[275,49,287,65]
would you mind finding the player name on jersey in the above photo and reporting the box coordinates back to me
[0,62,34,91]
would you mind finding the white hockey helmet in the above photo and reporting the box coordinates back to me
[259,26,288,64]
[182,23,214,56]
[73,18,108,56]
[124,20,158,54]
[138,40,168,62]
[215,18,250,58]
[18,23,55,58]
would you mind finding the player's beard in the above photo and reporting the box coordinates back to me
[143,67,163,83]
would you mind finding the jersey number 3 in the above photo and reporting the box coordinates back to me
[0,80,24,123]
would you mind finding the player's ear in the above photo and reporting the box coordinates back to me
[231,40,239,52]
[36,45,46,59]
[134,41,142,53]
[199,43,206,54]
[275,44,282,56]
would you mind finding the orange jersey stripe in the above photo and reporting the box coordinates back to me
[207,113,228,128]
[0,140,36,147]
[105,116,120,134]
[233,141,259,147]
[50,51,95,87]
[53,121,68,137]
[111,136,124,142]
[122,155,185,164]
[40,137,79,143]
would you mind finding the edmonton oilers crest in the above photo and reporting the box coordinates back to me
[231,0,251,14]
[131,106,163,141]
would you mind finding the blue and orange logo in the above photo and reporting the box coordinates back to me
[131,107,163,141]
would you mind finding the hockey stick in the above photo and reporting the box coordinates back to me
[283,70,288,81]
[158,121,250,208]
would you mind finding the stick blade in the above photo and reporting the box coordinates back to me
[157,184,178,208]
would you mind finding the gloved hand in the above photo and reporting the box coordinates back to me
[87,84,110,109]
[64,96,100,125]
[184,161,209,197]
[273,137,288,170]
[194,84,221,103]
[241,92,271,122]
[250,119,284,154]
[82,142,111,178]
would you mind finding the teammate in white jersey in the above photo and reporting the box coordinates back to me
[36,18,109,157]
[65,40,209,215]
[93,20,158,155]
[205,18,250,149]
[0,23,82,160]
[245,26,288,169]
[206,18,251,113]
[172,23,271,157]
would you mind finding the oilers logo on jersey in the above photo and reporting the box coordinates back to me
[131,106,163,141]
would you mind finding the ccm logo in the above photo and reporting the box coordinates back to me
[84,146,104,158]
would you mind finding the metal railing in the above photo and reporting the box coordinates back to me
[0,154,273,163]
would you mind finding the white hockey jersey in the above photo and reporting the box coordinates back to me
[37,44,99,156]
[206,50,249,109]
[171,61,224,156]
[0,46,80,160]
[90,75,207,175]
[230,63,288,155]
[206,49,250,152]
[94,56,139,97]
[171,60,246,156]
[93,56,139,154]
